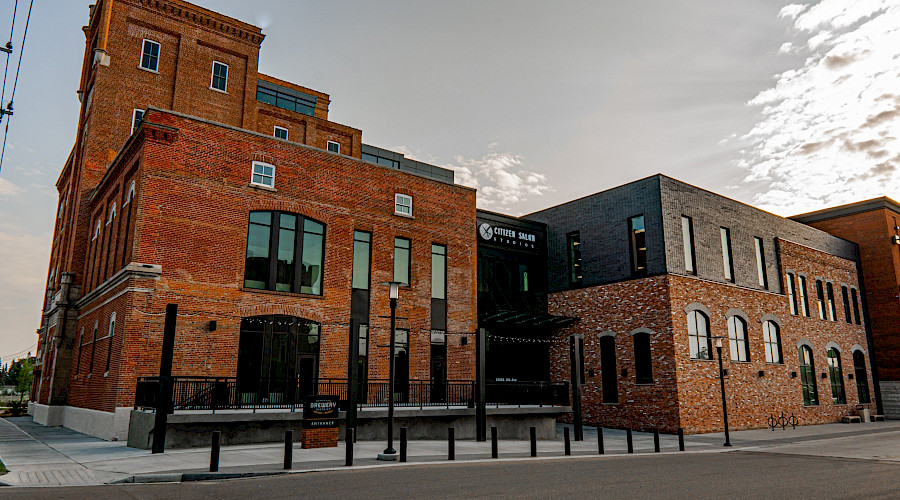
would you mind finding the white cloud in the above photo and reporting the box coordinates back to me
[739,0,900,215]
[440,148,553,213]
[0,222,52,358]
[0,177,21,197]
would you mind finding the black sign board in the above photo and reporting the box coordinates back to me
[477,220,543,253]
[302,396,339,429]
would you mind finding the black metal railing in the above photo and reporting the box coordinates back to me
[134,376,569,412]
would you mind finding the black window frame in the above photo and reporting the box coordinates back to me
[799,345,819,406]
[826,282,837,321]
[815,279,826,320]
[681,215,696,275]
[352,230,372,291]
[827,348,846,405]
[798,275,810,317]
[393,237,411,286]
[633,332,653,384]
[567,231,583,286]
[754,237,768,289]
[851,288,861,325]
[853,351,871,404]
[721,227,734,282]
[786,273,799,315]
[431,243,447,300]
[842,285,852,323]
[242,210,326,295]
[629,215,647,275]
[599,335,618,404]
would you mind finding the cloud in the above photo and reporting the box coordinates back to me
[440,148,553,213]
[738,0,900,215]
[0,221,52,357]
[0,177,21,197]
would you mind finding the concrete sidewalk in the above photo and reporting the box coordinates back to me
[2,416,898,487]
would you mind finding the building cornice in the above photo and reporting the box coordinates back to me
[791,197,900,223]
[131,0,265,47]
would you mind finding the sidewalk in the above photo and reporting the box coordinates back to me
[1,416,898,487]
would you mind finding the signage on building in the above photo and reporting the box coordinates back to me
[302,396,339,429]
[478,222,540,250]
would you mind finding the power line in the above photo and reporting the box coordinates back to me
[0,343,37,362]
[0,0,33,175]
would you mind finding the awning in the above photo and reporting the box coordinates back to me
[479,310,579,328]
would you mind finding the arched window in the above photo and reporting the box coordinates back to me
[827,348,846,404]
[727,316,749,362]
[762,321,782,363]
[74,327,84,375]
[599,335,618,403]
[107,202,117,224]
[853,351,870,404]
[798,345,818,405]
[633,332,653,384]
[124,180,136,205]
[105,312,116,374]
[244,211,326,295]
[89,321,99,374]
[687,311,711,360]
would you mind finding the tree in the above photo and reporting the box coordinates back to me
[15,359,33,401]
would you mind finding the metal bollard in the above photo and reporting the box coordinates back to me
[598,427,604,455]
[678,427,685,452]
[530,426,537,457]
[400,427,407,463]
[491,427,498,458]
[448,427,455,460]
[345,428,354,466]
[626,429,633,454]
[210,431,220,472]
[564,427,571,456]
[653,428,660,453]
[284,430,293,470]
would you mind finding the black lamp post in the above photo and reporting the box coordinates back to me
[377,281,402,461]
[713,336,732,447]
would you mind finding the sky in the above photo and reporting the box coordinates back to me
[1,0,898,361]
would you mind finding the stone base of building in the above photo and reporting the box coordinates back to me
[301,427,338,448]
[28,402,132,441]
[881,381,900,419]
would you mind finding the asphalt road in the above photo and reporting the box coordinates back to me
[3,451,899,500]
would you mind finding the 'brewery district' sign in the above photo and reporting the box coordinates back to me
[302,396,339,429]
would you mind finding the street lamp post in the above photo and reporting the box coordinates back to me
[713,337,732,447]
[378,281,402,461]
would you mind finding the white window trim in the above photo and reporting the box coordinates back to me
[327,141,340,154]
[250,161,276,189]
[131,109,144,135]
[139,39,160,73]
[394,193,413,217]
[274,126,289,140]
[107,203,117,224]
[210,61,229,93]
[124,180,136,206]
[93,220,101,240]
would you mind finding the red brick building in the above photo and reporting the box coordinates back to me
[33,0,476,439]
[793,198,900,418]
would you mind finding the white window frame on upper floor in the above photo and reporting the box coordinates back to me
[274,126,289,140]
[107,203,117,224]
[132,109,145,135]
[93,219,101,240]
[124,180,136,206]
[210,61,229,93]
[394,193,413,217]
[327,141,340,154]
[250,161,275,189]
[139,39,160,72]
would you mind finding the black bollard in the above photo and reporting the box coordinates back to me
[678,427,685,452]
[448,427,455,460]
[491,427,498,458]
[210,431,220,472]
[564,427,571,456]
[530,427,537,457]
[653,428,660,453]
[598,427,605,455]
[345,428,354,466]
[626,429,633,454]
[400,427,407,463]
[284,430,293,470]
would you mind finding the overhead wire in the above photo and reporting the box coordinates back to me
[0,0,33,175]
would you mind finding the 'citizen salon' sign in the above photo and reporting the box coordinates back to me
[478,222,538,250]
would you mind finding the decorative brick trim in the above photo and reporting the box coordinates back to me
[683,302,711,316]
[627,328,653,337]
[724,308,749,323]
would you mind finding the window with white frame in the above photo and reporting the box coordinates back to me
[124,181,136,205]
[327,141,340,154]
[687,310,711,360]
[274,126,288,140]
[394,193,412,216]
[93,219,101,240]
[140,39,160,72]
[251,161,275,188]
[211,61,228,92]
[107,203,116,224]
[727,316,749,362]
[132,109,144,134]
[105,312,116,374]
[762,320,782,363]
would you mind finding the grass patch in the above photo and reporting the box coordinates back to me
[0,459,8,475]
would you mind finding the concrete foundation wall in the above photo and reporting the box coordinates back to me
[882,381,900,419]
[29,403,131,441]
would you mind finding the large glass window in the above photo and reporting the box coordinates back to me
[727,316,749,362]
[721,227,734,282]
[140,39,160,71]
[754,237,768,288]
[352,231,371,290]
[629,215,647,274]
[236,315,320,401]
[243,211,325,294]
[682,216,696,274]
[815,280,826,320]
[762,321,782,363]
[431,244,446,299]
[394,329,410,403]
[798,275,810,316]
[842,286,852,323]
[826,283,837,321]
[827,348,846,404]
[256,82,317,116]
[633,332,653,384]
[799,345,818,405]
[787,273,799,315]
[567,231,582,285]
[851,288,861,325]
[853,351,871,404]
[687,310,711,360]
[394,237,411,285]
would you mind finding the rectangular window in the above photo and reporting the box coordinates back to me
[352,231,371,290]
[256,82,317,117]
[251,161,275,188]
[826,283,837,321]
[131,109,144,134]
[816,280,826,320]
[721,227,734,282]
[798,275,810,316]
[243,212,272,289]
[629,215,647,274]
[754,237,768,288]
[211,61,228,92]
[393,237,411,285]
[393,329,410,402]
[851,288,861,325]
[300,219,325,295]
[567,231,582,286]
[327,141,340,154]
[842,286,852,323]
[787,273,799,315]
[395,193,412,217]
[274,126,288,140]
[275,214,297,292]
[140,39,160,71]
[681,216,696,274]
[431,244,446,299]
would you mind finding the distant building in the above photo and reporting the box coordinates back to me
[793,197,900,418]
